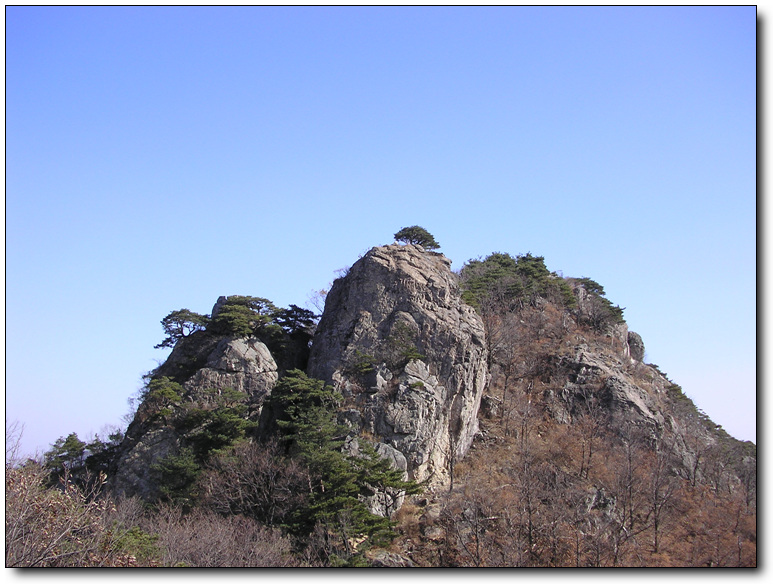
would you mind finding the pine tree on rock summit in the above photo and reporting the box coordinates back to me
[394,226,440,250]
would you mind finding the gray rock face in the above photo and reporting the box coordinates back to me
[210,295,229,320]
[627,331,645,362]
[307,244,488,485]
[111,427,180,501]
[182,336,278,416]
[546,344,665,432]
[365,549,415,567]
[110,335,278,500]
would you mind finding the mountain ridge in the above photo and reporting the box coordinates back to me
[24,238,754,567]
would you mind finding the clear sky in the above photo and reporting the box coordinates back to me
[5,6,757,457]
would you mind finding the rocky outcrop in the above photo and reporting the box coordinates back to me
[110,427,181,501]
[627,331,645,362]
[110,333,278,500]
[545,344,665,431]
[182,336,278,416]
[365,549,415,567]
[307,244,488,485]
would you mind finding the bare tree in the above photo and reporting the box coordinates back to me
[611,425,651,540]
[673,415,714,487]
[439,488,497,567]
[5,464,134,567]
[199,439,309,526]
[645,436,681,554]
[6,419,26,466]
[574,385,607,480]
[142,504,299,567]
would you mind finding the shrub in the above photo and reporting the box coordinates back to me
[199,439,309,527]
[345,350,378,378]
[140,504,299,567]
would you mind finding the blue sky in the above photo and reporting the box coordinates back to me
[5,6,756,456]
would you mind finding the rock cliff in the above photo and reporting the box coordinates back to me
[543,339,667,431]
[307,244,488,485]
[110,319,279,500]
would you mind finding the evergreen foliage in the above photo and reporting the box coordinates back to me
[150,386,258,506]
[352,441,423,503]
[345,349,378,379]
[152,448,201,509]
[140,377,184,423]
[178,402,257,462]
[155,309,210,349]
[460,252,576,312]
[84,429,124,477]
[275,304,318,336]
[112,526,162,566]
[211,296,280,337]
[394,226,440,250]
[264,370,421,557]
[43,433,87,485]
[572,277,626,330]
[42,429,124,490]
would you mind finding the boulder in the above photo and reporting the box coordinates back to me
[365,549,415,567]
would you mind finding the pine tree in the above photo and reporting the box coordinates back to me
[155,309,210,349]
[394,226,440,250]
[264,370,420,558]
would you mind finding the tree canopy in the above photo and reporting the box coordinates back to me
[155,309,211,349]
[394,226,440,250]
[211,296,279,337]
[460,252,576,311]
[275,304,318,336]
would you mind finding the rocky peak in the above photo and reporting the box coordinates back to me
[307,244,489,485]
[110,332,278,500]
